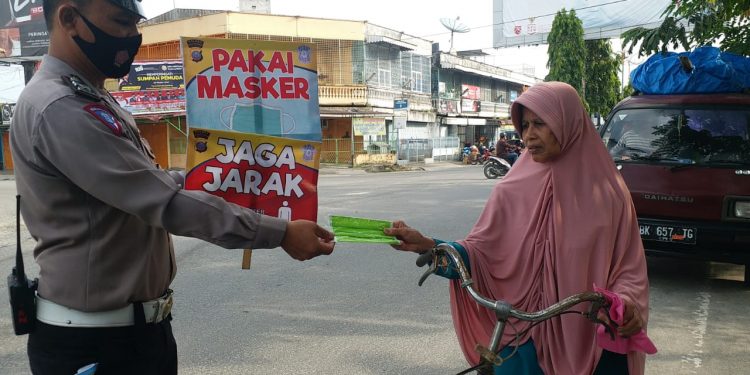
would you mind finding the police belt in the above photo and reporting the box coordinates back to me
[36,290,174,328]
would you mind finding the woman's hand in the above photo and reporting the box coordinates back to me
[384,221,435,253]
[596,295,644,337]
[618,298,644,337]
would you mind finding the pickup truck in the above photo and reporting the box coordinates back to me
[600,93,750,285]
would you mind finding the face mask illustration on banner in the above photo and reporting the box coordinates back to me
[219,103,296,136]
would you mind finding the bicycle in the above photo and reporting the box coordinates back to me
[415,243,613,375]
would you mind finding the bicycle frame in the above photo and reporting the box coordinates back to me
[419,243,609,367]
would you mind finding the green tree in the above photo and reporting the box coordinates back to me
[622,0,750,57]
[622,83,634,99]
[546,8,586,104]
[584,39,621,118]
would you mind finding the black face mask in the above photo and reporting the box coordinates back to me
[72,9,142,78]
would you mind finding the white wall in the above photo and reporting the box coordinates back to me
[0,65,25,103]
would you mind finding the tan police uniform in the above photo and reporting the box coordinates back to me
[11,55,287,313]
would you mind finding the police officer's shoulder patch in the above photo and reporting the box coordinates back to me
[83,104,124,137]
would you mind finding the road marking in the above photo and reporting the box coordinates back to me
[343,192,369,196]
[680,291,711,373]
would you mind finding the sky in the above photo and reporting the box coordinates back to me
[144,0,497,51]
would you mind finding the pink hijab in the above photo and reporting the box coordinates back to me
[452,82,649,375]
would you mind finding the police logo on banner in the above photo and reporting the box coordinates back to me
[297,45,311,64]
[84,104,124,137]
[193,129,210,153]
[187,39,205,62]
[303,144,315,161]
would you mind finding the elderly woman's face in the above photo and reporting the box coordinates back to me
[521,107,562,163]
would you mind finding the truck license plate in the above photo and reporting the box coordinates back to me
[639,224,697,244]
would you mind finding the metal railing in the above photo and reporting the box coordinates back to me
[321,138,395,165]
[399,137,460,162]
[431,98,510,118]
[319,85,368,106]
[320,137,460,165]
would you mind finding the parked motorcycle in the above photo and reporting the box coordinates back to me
[483,156,512,179]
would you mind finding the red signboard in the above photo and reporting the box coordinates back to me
[461,84,481,100]
[111,88,186,116]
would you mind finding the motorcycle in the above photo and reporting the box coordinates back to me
[483,156,512,179]
[477,146,493,165]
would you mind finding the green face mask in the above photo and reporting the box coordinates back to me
[329,215,400,244]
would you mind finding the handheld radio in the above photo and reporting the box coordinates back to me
[7,195,37,335]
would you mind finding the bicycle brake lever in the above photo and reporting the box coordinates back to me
[418,261,437,286]
[587,301,618,341]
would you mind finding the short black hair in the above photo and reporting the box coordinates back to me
[43,0,91,30]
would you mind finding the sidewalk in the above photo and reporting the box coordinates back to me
[320,160,465,175]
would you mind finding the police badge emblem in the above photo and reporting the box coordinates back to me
[193,129,210,153]
[303,144,315,161]
[297,45,312,64]
[187,39,205,62]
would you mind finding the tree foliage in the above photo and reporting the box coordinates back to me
[546,9,586,104]
[584,39,621,117]
[622,0,750,57]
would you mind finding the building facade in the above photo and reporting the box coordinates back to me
[1,8,541,171]
[128,9,437,167]
[432,49,538,149]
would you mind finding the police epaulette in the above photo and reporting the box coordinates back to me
[62,75,101,102]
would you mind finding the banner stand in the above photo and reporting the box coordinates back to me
[242,249,253,269]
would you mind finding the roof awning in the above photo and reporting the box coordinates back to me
[0,56,43,64]
[449,65,536,86]
[442,117,487,126]
[441,117,504,126]
[365,35,416,51]
[320,106,393,118]
[133,111,186,122]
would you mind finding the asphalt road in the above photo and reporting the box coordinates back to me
[0,164,747,374]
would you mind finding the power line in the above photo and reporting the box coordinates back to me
[405,0,630,41]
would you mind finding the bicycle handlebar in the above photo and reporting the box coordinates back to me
[419,243,610,367]
[430,243,607,320]
[415,250,433,268]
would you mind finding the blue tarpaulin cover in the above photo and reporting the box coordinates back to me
[630,46,750,94]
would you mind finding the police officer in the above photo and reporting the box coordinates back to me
[10,1,335,374]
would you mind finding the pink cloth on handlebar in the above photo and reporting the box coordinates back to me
[594,285,657,355]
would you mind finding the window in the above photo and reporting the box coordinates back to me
[604,108,750,164]
[378,68,391,88]
[496,91,507,104]
[411,71,422,92]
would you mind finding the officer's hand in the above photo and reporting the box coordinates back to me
[384,221,435,253]
[280,220,335,261]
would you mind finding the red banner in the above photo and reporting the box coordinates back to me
[111,89,186,115]
[185,128,321,221]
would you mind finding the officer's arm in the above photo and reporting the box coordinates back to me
[33,98,286,249]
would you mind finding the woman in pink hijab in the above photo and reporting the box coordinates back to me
[386,82,651,375]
